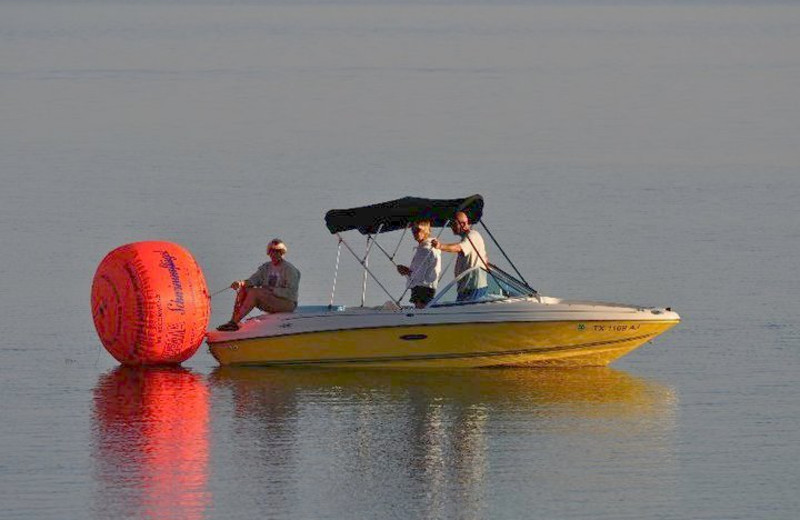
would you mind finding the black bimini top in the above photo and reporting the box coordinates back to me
[325,194,484,235]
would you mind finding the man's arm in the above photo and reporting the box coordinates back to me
[230,265,264,289]
[431,238,462,254]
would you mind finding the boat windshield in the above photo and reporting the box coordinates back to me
[429,266,536,307]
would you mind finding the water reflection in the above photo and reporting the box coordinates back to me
[210,367,676,519]
[92,366,210,520]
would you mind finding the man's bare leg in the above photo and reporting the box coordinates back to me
[230,287,264,323]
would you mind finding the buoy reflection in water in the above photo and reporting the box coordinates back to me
[92,366,210,520]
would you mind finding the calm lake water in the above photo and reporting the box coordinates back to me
[1,0,798,518]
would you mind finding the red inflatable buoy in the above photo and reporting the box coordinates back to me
[91,241,210,365]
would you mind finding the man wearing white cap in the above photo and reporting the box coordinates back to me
[217,238,301,331]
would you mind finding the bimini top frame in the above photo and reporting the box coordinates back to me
[324,194,536,308]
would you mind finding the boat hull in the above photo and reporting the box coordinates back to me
[208,319,679,368]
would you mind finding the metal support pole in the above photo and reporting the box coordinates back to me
[358,223,384,306]
[338,235,402,307]
[435,219,451,239]
[390,224,409,260]
[437,255,455,284]
[361,236,370,307]
[329,239,343,309]
[371,240,399,266]
[463,230,510,292]
[479,220,534,291]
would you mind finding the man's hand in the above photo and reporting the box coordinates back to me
[397,265,411,276]
[230,280,246,290]
[431,238,440,249]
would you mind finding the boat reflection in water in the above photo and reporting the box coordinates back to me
[210,367,677,518]
[92,366,210,520]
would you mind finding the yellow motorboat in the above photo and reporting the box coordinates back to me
[207,195,679,367]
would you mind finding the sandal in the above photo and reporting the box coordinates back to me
[216,321,240,332]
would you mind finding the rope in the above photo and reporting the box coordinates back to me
[209,287,230,298]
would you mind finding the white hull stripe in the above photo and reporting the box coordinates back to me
[209,319,676,344]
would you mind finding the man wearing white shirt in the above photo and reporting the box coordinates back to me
[396,219,441,308]
[431,211,489,302]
